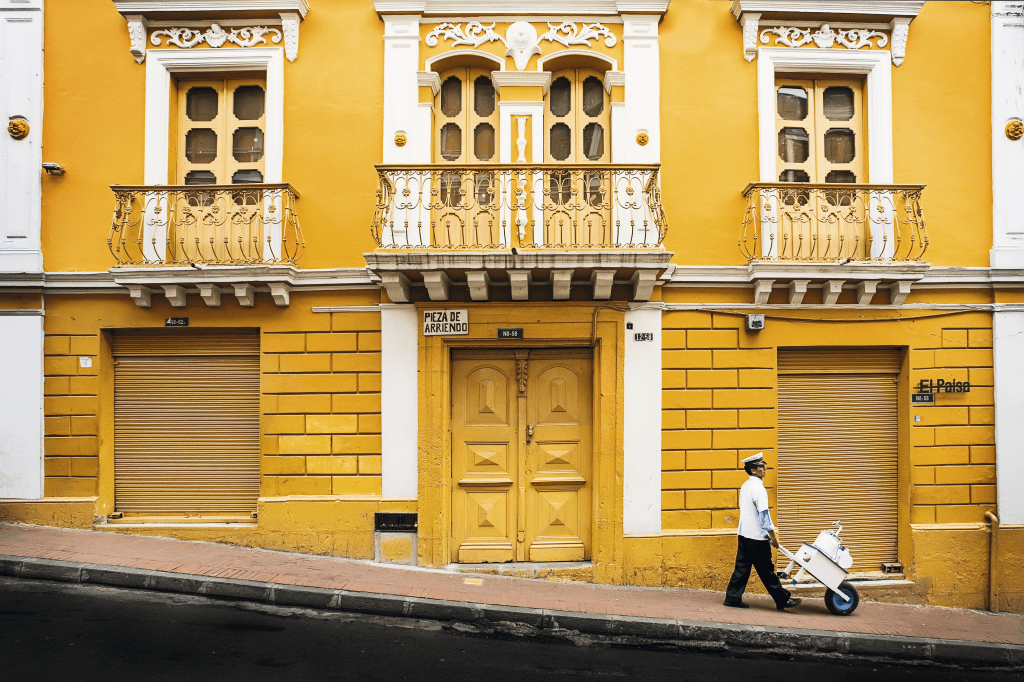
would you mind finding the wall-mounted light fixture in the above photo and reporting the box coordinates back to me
[42,162,65,175]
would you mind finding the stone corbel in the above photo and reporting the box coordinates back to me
[551,269,573,300]
[591,270,615,301]
[741,12,760,62]
[126,14,148,64]
[857,280,880,305]
[888,280,912,306]
[889,17,911,67]
[127,284,154,308]
[280,12,300,62]
[234,283,256,307]
[198,283,222,307]
[269,282,291,306]
[630,270,658,301]
[467,270,491,301]
[423,271,452,301]
[753,279,774,305]
[822,279,845,306]
[509,270,532,301]
[381,272,411,303]
[788,279,809,305]
[162,285,188,308]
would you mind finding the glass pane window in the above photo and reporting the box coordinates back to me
[778,127,809,164]
[825,170,856,183]
[549,171,571,205]
[824,128,855,164]
[474,76,495,117]
[233,127,265,163]
[186,87,218,121]
[582,123,604,161]
[441,76,462,117]
[777,87,808,121]
[440,123,462,161]
[185,129,218,163]
[474,172,493,206]
[474,123,495,161]
[550,123,571,161]
[232,169,264,184]
[184,170,217,185]
[823,87,854,121]
[779,169,810,183]
[582,77,604,117]
[440,172,462,207]
[233,85,265,120]
[550,77,571,117]
[584,172,604,207]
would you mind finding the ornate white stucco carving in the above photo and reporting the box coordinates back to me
[280,12,300,62]
[741,12,760,62]
[126,14,148,64]
[151,24,283,50]
[889,17,910,66]
[426,21,618,72]
[760,25,888,50]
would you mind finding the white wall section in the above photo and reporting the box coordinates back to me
[0,0,44,272]
[993,310,1024,524]
[0,313,44,499]
[381,304,420,499]
[623,306,662,535]
[991,2,1024,269]
[383,17,424,164]
[621,15,660,164]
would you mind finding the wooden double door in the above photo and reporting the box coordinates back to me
[451,349,592,563]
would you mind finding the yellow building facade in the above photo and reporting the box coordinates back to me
[1,0,1022,611]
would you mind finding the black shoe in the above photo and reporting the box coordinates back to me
[777,598,802,611]
[723,600,749,609]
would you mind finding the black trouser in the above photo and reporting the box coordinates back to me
[725,535,792,607]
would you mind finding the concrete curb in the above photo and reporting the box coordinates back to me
[1,554,1021,668]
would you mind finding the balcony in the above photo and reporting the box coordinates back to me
[739,183,930,305]
[367,165,672,302]
[108,184,304,309]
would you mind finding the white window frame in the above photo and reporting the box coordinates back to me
[144,48,284,185]
[757,47,892,185]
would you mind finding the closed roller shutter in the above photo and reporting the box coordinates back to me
[777,348,899,572]
[113,330,260,517]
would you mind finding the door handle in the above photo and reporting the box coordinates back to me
[526,424,534,444]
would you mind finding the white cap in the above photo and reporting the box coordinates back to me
[741,452,765,466]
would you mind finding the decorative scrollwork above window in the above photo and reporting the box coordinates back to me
[426,21,617,72]
[151,24,283,49]
[759,25,888,50]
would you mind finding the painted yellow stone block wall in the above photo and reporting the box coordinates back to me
[262,312,383,497]
[43,333,101,498]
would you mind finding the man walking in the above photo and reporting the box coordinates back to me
[723,453,801,611]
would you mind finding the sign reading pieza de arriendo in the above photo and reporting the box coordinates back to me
[917,379,970,393]
[422,309,469,336]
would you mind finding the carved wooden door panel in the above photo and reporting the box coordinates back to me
[524,351,592,561]
[451,349,592,564]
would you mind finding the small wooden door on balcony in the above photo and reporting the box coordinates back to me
[544,69,611,247]
[451,349,592,563]
[174,79,267,262]
[432,68,500,248]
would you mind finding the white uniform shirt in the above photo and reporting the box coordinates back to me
[737,475,775,540]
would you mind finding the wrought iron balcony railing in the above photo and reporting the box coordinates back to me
[109,184,303,266]
[372,165,667,249]
[740,183,927,263]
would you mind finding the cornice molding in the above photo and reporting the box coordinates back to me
[113,1,309,19]
[491,70,553,94]
[373,1,670,17]
[730,1,923,20]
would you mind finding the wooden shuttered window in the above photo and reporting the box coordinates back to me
[777,348,900,572]
[112,330,260,518]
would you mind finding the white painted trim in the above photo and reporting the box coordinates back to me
[990,2,1024,269]
[537,49,617,72]
[144,47,284,185]
[383,17,425,164]
[115,0,309,18]
[994,310,1024,524]
[492,70,551,94]
[731,0,923,19]
[0,315,43,499]
[756,47,893,184]
[381,305,420,499]
[623,307,661,535]
[622,14,661,164]
[425,49,505,72]
[372,1,670,15]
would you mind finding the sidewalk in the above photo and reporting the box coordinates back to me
[1,523,1021,667]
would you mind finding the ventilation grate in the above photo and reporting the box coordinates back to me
[375,512,418,533]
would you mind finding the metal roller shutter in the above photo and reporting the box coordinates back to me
[777,348,900,573]
[113,330,260,517]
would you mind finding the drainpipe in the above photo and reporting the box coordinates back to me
[986,511,999,613]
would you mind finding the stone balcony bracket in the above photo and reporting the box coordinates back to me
[747,261,930,306]
[365,250,674,304]
[111,265,299,309]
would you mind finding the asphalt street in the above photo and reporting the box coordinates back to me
[0,577,1019,681]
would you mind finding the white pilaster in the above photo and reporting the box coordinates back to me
[991,2,1024,269]
[621,15,660,164]
[0,313,44,499]
[381,304,419,499]
[623,306,662,535]
[383,16,425,164]
[994,310,1024,524]
[0,0,44,273]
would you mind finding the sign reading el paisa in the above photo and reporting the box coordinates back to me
[423,309,469,336]
[917,378,971,393]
